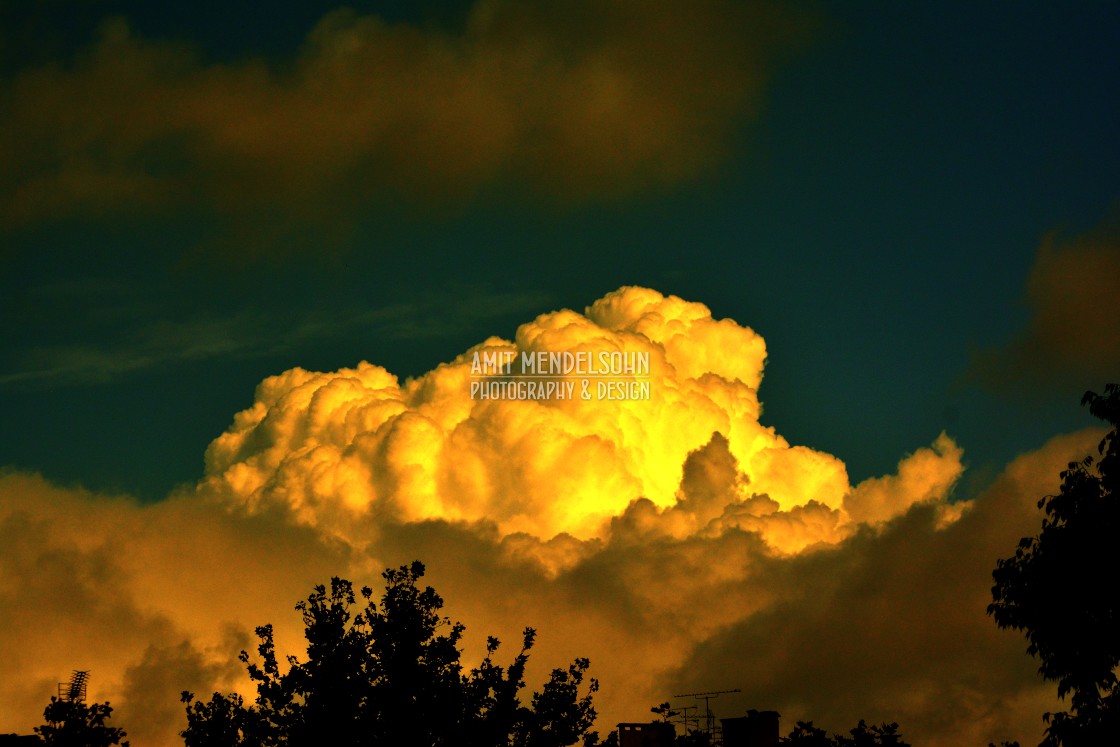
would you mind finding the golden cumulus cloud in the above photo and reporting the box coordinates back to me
[0,287,1097,746]
[199,287,861,543]
[0,1,811,252]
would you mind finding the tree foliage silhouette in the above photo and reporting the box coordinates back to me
[781,720,909,747]
[989,384,1120,746]
[34,697,129,747]
[836,721,909,747]
[782,721,833,747]
[181,561,598,747]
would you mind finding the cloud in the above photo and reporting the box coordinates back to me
[0,469,350,738]
[197,286,826,542]
[665,429,1101,747]
[842,432,963,525]
[0,283,550,388]
[0,286,1101,746]
[0,314,260,387]
[969,214,1120,393]
[0,1,812,254]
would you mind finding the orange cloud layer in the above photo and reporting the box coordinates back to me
[970,213,1120,392]
[0,1,810,251]
[0,286,1092,747]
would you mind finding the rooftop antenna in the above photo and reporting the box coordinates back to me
[675,704,700,735]
[674,689,741,740]
[58,670,89,703]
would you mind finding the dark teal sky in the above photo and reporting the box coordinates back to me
[1,0,1117,501]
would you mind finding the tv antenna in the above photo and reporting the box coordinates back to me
[58,670,89,703]
[674,689,741,738]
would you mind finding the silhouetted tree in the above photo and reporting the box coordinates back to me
[782,720,833,746]
[650,702,679,723]
[989,384,1120,746]
[836,720,908,747]
[781,720,908,747]
[182,561,598,747]
[581,730,618,747]
[179,692,263,747]
[34,697,129,747]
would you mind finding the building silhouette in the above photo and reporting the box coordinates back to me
[617,709,780,747]
[617,721,676,747]
[721,710,780,747]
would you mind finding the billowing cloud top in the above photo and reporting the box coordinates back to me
[201,287,958,548]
